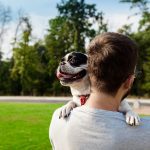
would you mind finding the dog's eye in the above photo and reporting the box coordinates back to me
[70,58,74,63]
[70,58,77,64]
[68,55,75,63]
[68,55,73,60]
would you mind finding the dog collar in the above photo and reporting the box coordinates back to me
[78,94,90,105]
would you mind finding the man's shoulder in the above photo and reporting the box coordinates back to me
[49,107,64,138]
[51,107,65,125]
[52,107,61,118]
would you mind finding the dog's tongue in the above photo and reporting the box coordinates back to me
[57,72,65,78]
[56,71,73,79]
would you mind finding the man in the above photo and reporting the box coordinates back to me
[49,32,150,150]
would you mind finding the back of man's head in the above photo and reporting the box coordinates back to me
[87,32,138,96]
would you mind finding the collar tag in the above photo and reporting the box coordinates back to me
[80,95,89,105]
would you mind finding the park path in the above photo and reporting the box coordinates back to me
[0,96,71,103]
[134,107,150,115]
[0,96,150,115]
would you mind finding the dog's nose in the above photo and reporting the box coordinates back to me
[61,61,66,65]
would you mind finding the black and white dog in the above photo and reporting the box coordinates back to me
[56,52,140,126]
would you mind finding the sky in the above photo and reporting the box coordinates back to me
[0,0,142,59]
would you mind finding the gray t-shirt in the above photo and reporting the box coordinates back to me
[49,105,150,150]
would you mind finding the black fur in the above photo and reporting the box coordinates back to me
[68,52,87,67]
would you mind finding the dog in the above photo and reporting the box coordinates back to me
[56,52,140,126]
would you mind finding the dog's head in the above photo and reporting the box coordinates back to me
[56,52,88,86]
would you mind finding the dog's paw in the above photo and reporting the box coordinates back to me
[125,110,141,126]
[59,101,77,119]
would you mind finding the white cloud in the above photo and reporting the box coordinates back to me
[1,22,16,59]
[30,14,50,39]
[106,13,140,32]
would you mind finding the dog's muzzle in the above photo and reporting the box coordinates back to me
[56,67,87,83]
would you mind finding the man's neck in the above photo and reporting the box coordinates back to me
[85,90,122,112]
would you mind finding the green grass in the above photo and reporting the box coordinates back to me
[0,102,63,150]
[0,102,149,150]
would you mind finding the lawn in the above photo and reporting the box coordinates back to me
[0,102,149,150]
[0,102,63,150]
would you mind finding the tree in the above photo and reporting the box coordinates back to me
[0,61,11,95]
[11,17,43,95]
[96,12,108,34]
[118,24,132,35]
[132,31,150,96]
[120,0,150,96]
[33,41,52,95]
[57,0,106,52]
[45,17,71,95]
[120,0,148,9]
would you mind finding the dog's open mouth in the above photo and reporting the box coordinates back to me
[57,68,86,82]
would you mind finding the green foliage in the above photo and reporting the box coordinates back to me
[96,12,108,34]
[120,0,148,10]
[132,31,150,95]
[117,24,132,35]
[57,0,103,51]
[119,0,150,96]
[0,61,12,94]
[139,11,150,30]
[0,0,150,96]
[11,17,44,95]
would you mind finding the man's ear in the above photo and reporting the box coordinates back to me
[124,75,135,89]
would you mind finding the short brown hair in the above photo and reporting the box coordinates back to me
[87,32,138,95]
